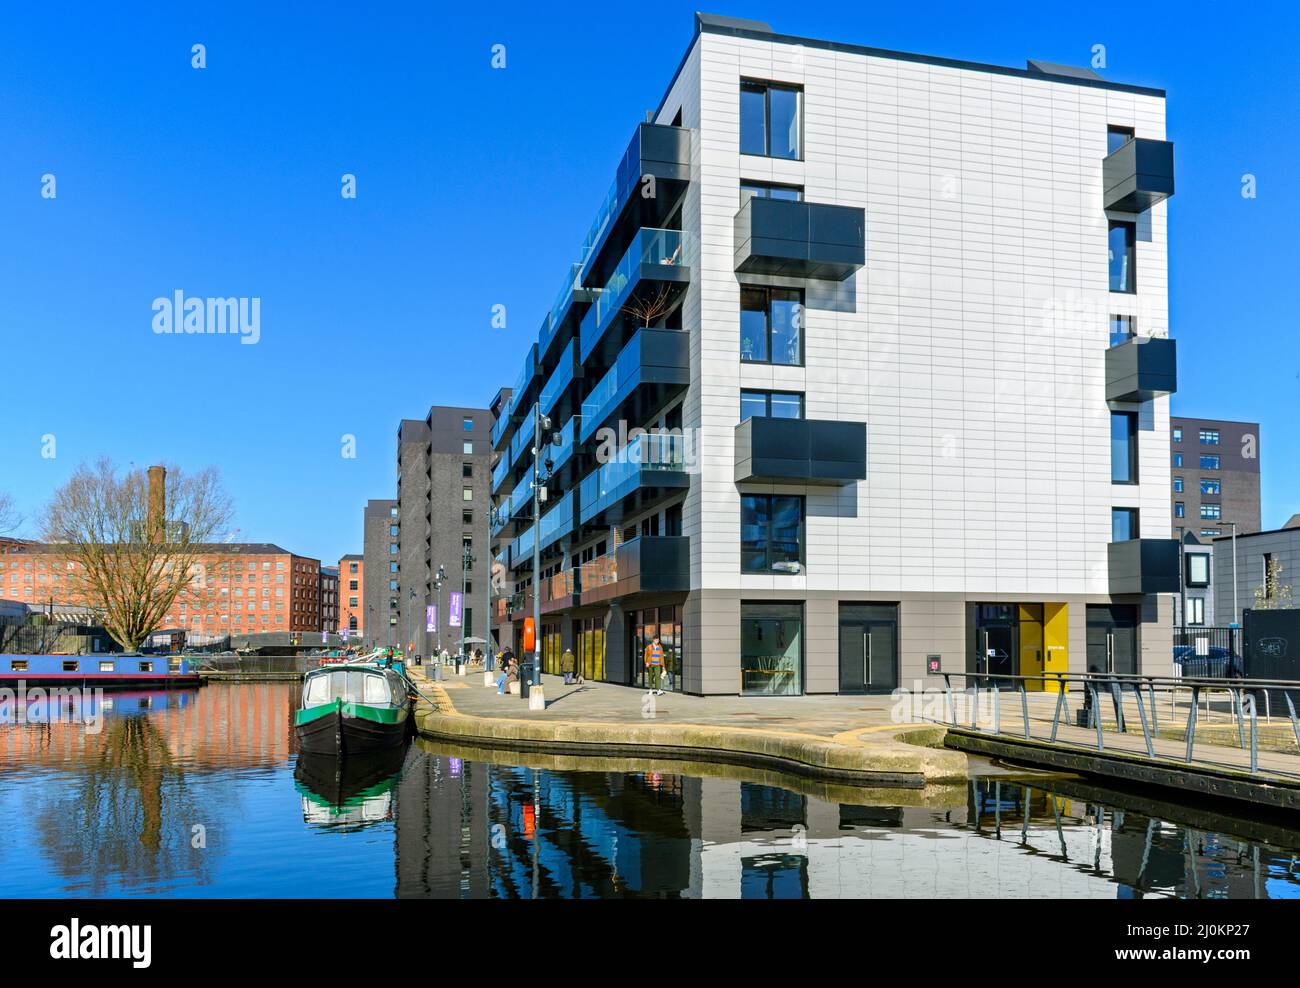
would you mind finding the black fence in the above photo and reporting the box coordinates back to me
[0,616,122,655]
[1173,625,1241,677]
[1243,608,1300,685]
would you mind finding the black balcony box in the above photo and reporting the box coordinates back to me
[1108,539,1180,595]
[1103,138,1174,213]
[1105,336,1177,402]
[735,418,866,485]
[734,198,865,281]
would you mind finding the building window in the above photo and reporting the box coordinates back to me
[1174,501,1185,518]
[1173,477,1184,493]
[1186,597,1205,626]
[1107,125,1135,154]
[740,602,803,696]
[1110,411,1138,484]
[1109,315,1135,348]
[1173,428,1182,443]
[1108,220,1136,293]
[463,510,474,525]
[463,441,473,454]
[1200,480,1221,495]
[740,287,803,366]
[740,390,804,421]
[1200,454,1221,470]
[1199,429,1220,445]
[348,596,358,608]
[740,180,803,204]
[349,562,358,573]
[462,487,473,501]
[462,462,473,478]
[740,494,804,574]
[1185,554,1210,588]
[1200,504,1221,520]
[463,417,474,431]
[1173,453,1183,467]
[1111,507,1139,542]
[740,80,802,160]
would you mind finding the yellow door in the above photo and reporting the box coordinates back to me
[1018,605,1044,690]
[1042,603,1069,694]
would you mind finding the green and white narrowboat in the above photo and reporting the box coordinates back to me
[294,662,414,755]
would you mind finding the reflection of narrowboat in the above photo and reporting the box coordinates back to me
[293,748,406,830]
[0,653,200,689]
[294,663,414,755]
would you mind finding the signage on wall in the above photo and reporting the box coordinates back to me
[927,655,942,675]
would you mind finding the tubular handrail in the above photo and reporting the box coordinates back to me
[929,670,1300,779]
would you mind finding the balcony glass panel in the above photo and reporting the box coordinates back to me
[537,490,574,551]
[551,416,578,474]
[510,407,536,463]
[539,339,577,416]
[491,449,511,492]
[579,433,687,523]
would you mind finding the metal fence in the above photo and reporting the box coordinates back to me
[0,616,119,655]
[1173,626,1242,678]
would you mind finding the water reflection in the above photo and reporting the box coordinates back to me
[0,683,1296,898]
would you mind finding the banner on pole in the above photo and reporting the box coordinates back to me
[449,592,463,628]
[426,605,437,633]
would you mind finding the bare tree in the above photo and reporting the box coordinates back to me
[0,491,19,536]
[42,459,234,651]
[621,283,673,328]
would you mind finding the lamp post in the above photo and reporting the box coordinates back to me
[1224,520,1239,628]
[528,402,561,709]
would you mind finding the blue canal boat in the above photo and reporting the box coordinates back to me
[0,653,201,689]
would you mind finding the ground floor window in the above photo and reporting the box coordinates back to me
[575,617,606,682]
[629,604,683,691]
[740,601,802,696]
[540,621,561,675]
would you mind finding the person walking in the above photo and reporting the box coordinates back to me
[560,647,576,685]
[643,634,665,696]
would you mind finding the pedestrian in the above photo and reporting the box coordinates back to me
[560,647,576,685]
[496,656,518,695]
[643,634,665,696]
[475,647,485,670]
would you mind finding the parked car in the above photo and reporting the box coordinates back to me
[1173,644,1242,678]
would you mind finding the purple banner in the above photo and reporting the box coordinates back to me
[426,604,437,633]
[449,591,463,628]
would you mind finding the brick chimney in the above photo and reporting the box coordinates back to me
[147,465,166,536]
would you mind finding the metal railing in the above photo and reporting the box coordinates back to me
[933,670,1300,779]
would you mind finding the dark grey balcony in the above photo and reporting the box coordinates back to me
[580,536,690,606]
[1103,138,1174,213]
[735,417,867,485]
[1108,539,1180,595]
[734,198,865,281]
[1105,336,1177,402]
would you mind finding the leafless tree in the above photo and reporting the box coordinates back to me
[42,459,234,651]
[1254,557,1294,610]
[0,491,19,536]
[621,283,674,328]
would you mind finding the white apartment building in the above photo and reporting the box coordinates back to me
[490,13,1179,696]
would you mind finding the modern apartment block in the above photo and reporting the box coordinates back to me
[392,406,493,657]
[338,553,364,635]
[489,13,1180,695]
[1211,518,1300,627]
[362,498,398,645]
[1170,417,1261,541]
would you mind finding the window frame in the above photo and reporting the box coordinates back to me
[739,79,804,161]
[1108,220,1137,294]
[740,389,805,421]
[740,286,804,367]
[740,493,805,575]
[1110,411,1139,485]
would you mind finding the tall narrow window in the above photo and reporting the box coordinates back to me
[1111,508,1139,542]
[1108,220,1136,293]
[1109,315,1135,347]
[1111,411,1138,483]
[740,287,803,366]
[739,81,802,160]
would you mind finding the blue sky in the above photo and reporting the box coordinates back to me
[2,1,1298,563]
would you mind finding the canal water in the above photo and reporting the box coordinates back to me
[0,683,1296,898]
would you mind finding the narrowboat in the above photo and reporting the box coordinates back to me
[0,653,201,689]
[294,662,414,755]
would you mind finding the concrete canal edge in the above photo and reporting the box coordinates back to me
[944,729,1300,811]
[412,685,969,789]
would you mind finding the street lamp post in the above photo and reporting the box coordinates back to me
[528,401,562,710]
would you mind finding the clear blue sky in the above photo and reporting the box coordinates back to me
[2,1,1298,563]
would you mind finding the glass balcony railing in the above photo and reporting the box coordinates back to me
[579,432,688,524]
[539,263,585,357]
[491,448,511,493]
[580,228,690,363]
[510,406,536,463]
[539,339,577,417]
[537,490,575,552]
[578,549,618,595]
[541,568,579,603]
[507,475,533,523]
[512,524,535,565]
[551,415,578,474]
[506,345,537,421]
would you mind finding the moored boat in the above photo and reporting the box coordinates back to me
[0,653,200,689]
[294,662,414,755]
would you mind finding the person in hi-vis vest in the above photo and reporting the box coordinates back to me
[643,634,665,695]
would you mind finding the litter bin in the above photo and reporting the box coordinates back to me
[519,662,534,699]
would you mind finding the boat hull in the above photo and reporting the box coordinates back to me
[295,702,410,756]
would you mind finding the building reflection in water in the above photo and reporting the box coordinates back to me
[394,747,1300,900]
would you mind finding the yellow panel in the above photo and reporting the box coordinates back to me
[1043,603,1069,694]
[1018,605,1045,690]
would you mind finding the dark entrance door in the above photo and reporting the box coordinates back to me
[1086,604,1138,675]
[973,605,1018,684]
[838,604,898,694]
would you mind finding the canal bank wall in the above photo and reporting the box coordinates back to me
[411,679,968,789]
